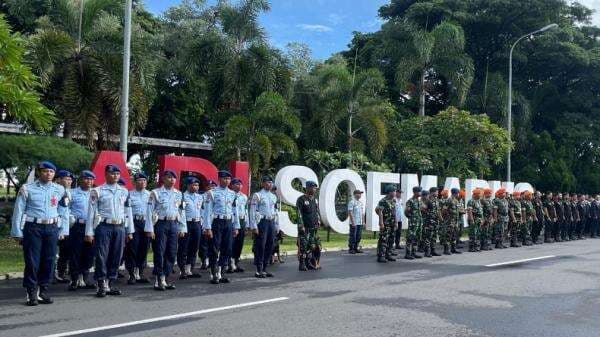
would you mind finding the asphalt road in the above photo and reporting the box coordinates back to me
[2,239,600,337]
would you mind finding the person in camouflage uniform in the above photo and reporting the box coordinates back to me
[376,185,397,263]
[542,193,556,243]
[467,189,484,252]
[455,189,466,248]
[296,181,322,271]
[554,193,565,242]
[421,187,442,258]
[592,195,600,238]
[480,189,494,251]
[438,189,451,255]
[562,193,572,241]
[521,191,536,246]
[508,191,524,247]
[532,191,545,244]
[441,188,463,255]
[493,188,509,249]
[576,194,587,239]
[570,194,580,240]
[404,186,424,260]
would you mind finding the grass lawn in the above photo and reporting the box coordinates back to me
[0,228,381,275]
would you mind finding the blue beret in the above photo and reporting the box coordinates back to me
[37,161,57,171]
[105,164,120,173]
[118,178,126,185]
[429,187,438,193]
[186,176,199,184]
[80,170,96,179]
[208,180,217,186]
[231,178,242,185]
[218,170,232,178]
[134,172,147,180]
[306,181,318,188]
[412,186,422,193]
[451,188,460,194]
[421,190,430,196]
[261,176,273,183]
[57,169,72,178]
[162,170,177,179]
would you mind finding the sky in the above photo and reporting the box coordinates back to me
[142,0,600,60]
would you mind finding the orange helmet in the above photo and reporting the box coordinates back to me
[513,191,521,197]
[495,188,505,197]
[459,189,465,198]
[440,189,449,197]
[483,188,492,196]
[472,188,482,196]
[523,191,532,199]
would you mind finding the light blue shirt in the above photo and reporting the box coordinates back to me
[129,189,150,216]
[86,183,134,236]
[145,186,187,233]
[235,191,248,224]
[11,181,70,237]
[69,187,90,222]
[249,189,277,230]
[347,198,364,226]
[203,186,240,230]
[183,191,204,221]
[395,198,404,222]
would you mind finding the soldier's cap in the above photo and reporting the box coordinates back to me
[162,170,177,179]
[354,189,364,194]
[305,180,318,188]
[459,189,466,198]
[105,164,120,173]
[513,191,521,197]
[134,172,147,180]
[208,179,217,186]
[37,160,57,171]
[384,185,396,193]
[483,188,492,195]
[495,188,505,197]
[472,188,482,196]
[80,170,96,179]
[440,189,449,197]
[231,177,242,185]
[523,191,532,197]
[421,190,430,196]
[57,169,72,178]
[261,176,273,183]
[186,176,200,185]
[429,187,438,193]
[118,178,126,186]
[412,186,422,193]
[218,170,232,178]
[451,188,460,195]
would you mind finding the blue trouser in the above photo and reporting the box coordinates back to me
[69,223,94,279]
[124,220,151,274]
[348,225,362,249]
[22,222,59,289]
[198,233,208,263]
[93,223,126,281]
[232,219,247,261]
[177,220,202,269]
[253,219,275,269]
[152,220,178,277]
[208,218,233,268]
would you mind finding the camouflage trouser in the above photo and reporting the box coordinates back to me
[494,217,508,244]
[421,224,434,251]
[406,220,422,251]
[480,219,492,246]
[377,225,395,257]
[469,219,481,248]
[509,221,521,243]
[439,220,451,246]
[521,220,532,242]
[298,227,321,262]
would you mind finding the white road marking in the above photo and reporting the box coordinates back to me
[40,297,289,337]
[485,255,556,267]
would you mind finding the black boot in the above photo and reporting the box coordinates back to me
[468,242,475,252]
[68,279,78,291]
[404,248,414,260]
[386,255,396,262]
[412,248,422,259]
[298,259,308,271]
[451,244,462,254]
[38,286,53,304]
[96,280,107,297]
[255,265,265,278]
[377,256,387,263]
[154,276,166,291]
[424,247,432,258]
[26,288,38,306]
[107,280,122,296]
[443,245,451,255]
[431,247,441,257]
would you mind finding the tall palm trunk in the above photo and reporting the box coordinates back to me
[419,68,426,117]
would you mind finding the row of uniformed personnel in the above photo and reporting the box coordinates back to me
[11,161,284,306]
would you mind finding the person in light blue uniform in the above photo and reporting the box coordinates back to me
[347,189,365,254]
[203,170,240,284]
[249,176,278,278]
[177,176,204,279]
[394,188,404,250]
[198,179,216,270]
[11,161,70,306]
[54,169,73,284]
[86,164,134,298]
[145,170,186,291]
[229,177,248,273]
[67,170,96,291]
[124,172,151,285]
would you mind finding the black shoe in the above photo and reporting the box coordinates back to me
[117,272,125,279]
[68,281,78,291]
[96,286,107,298]
[128,277,136,285]
[209,278,219,284]
[349,250,356,254]
[264,272,274,278]
[390,251,398,256]
[412,251,422,259]
[355,249,364,253]
[377,256,387,263]
[107,282,122,296]
[26,288,38,306]
[255,272,266,278]
[220,277,230,284]
[299,263,308,271]
[165,283,176,290]
[37,286,53,304]
[234,266,245,273]
[386,256,396,262]
[179,274,188,280]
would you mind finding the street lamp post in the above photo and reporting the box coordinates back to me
[507,23,558,182]
[119,0,133,162]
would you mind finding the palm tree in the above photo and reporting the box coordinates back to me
[214,91,300,177]
[382,20,474,116]
[0,14,54,131]
[26,0,160,149]
[310,55,394,161]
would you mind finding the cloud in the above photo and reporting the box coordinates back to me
[297,24,333,32]
[327,13,345,25]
